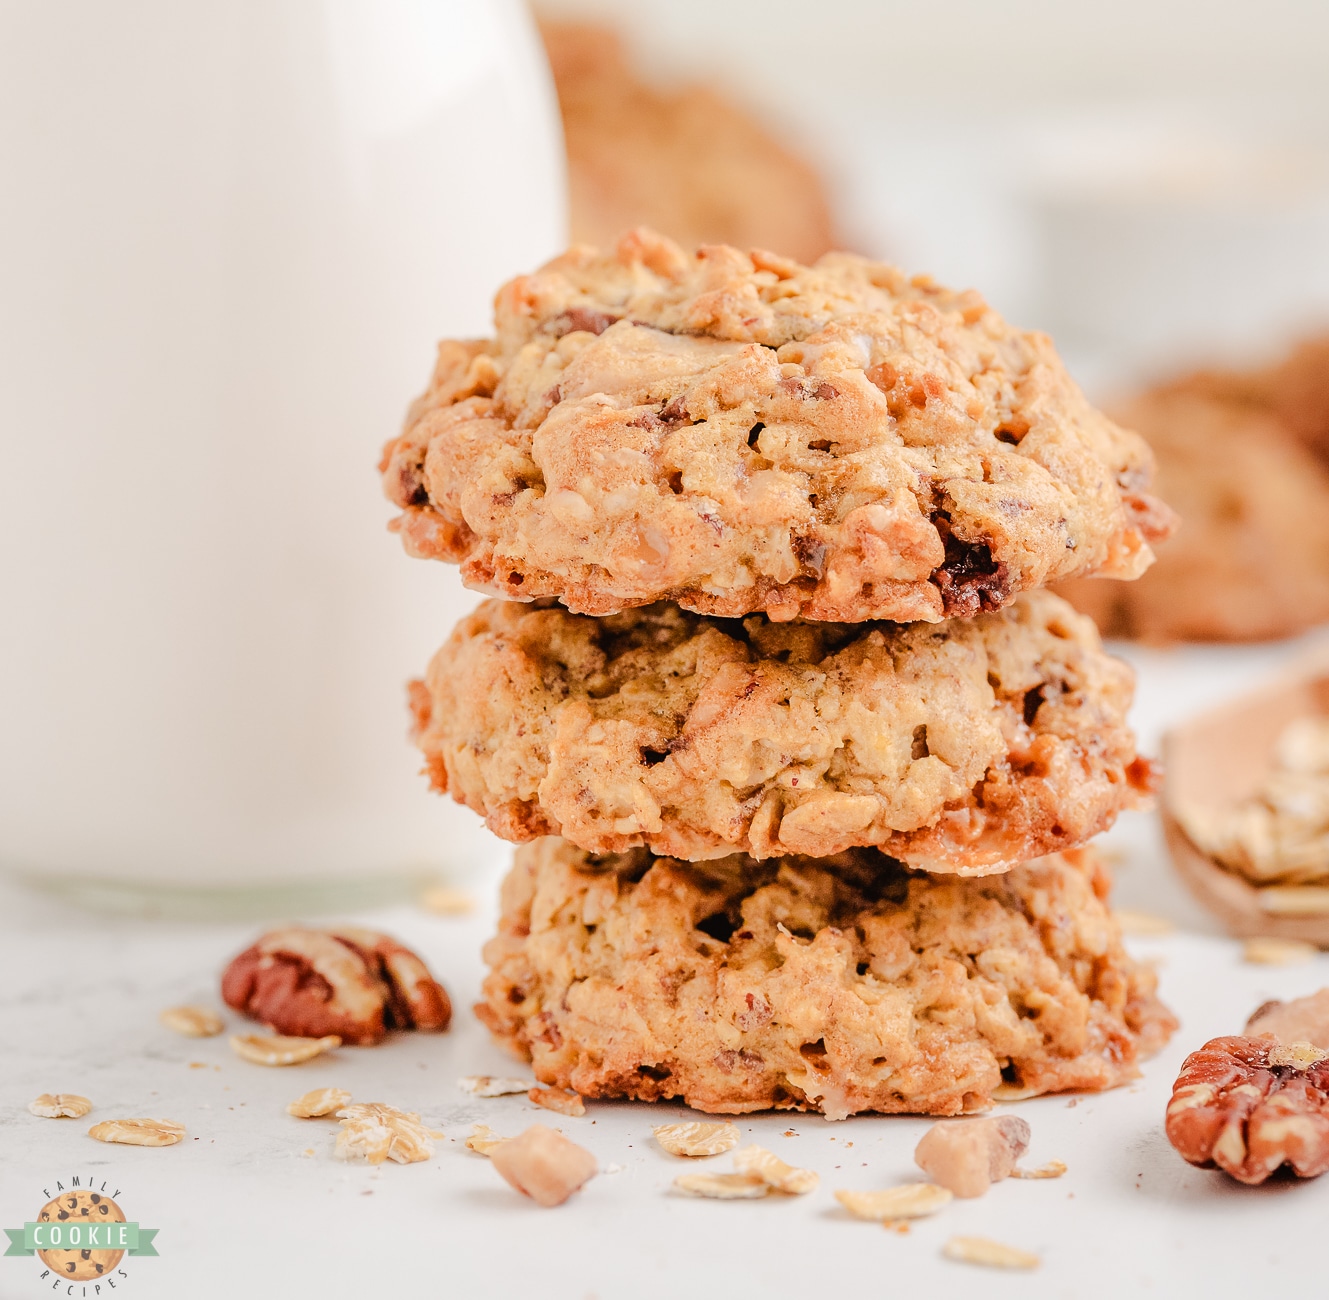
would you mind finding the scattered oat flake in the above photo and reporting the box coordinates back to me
[419,885,476,915]
[733,1144,818,1194]
[602,1162,625,1175]
[29,1094,92,1119]
[943,1236,1040,1270]
[528,1085,585,1116]
[1113,909,1175,936]
[653,1121,740,1157]
[836,1184,952,1221]
[159,1005,224,1037]
[458,1075,531,1097]
[88,1118,185,1147]
[1012,1160,1067,1180]
[287,1087,352,1118]
[230,1033,340,1066]
[1243,937,1318,966]
[465,1124,510,1156]
[299,1147,315,1158]
[674,1171,769,1199]
[335,1103,442,1164]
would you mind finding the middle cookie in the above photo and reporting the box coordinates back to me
[412,589,1150,873]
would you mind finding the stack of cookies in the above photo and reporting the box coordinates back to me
[381,229,1179,1119]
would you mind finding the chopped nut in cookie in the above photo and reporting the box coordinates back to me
[221,926,451,1045]
[286,1087,352,1117]
[458,1076,531,1097]
[159,1005,224,1037]
[652,1122,740,1157]
[528,1085,585,1116]
[732,1145,818,1194]
[88,1118,185,1147]
[943,1236,1040,1270]
[334,1103,443,1165]
[674,1171,769,1199]
[29,1094,92,1119]
[230,1033,341,1066]
[914,1116,1030,1198]
[1166,1035,1329,1183]
[489,1124,597,1206]
[835,1184,952,1221]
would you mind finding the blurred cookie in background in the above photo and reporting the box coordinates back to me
[1056,388,1329,643]
[538,17,837,262]
[1181,334,1329,465]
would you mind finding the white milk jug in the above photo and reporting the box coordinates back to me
[0,0,565,897]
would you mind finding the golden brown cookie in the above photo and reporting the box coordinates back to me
[411,590,1151,872]
[381,230,1174,623]
[1056,389,1329,642]
[1181,335,1329,464]
[539,19,836,266]
[477,838,1176,1118]
[35,1190,125,1282]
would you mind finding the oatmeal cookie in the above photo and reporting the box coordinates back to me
[411,589,1151,871]
[476,839,1176,1118]
[381,229,1174,622]
[539,19,836,266]
[1056,389,1329,642]
[1180,334,1329,464]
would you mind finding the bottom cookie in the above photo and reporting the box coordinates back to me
[479,839,1174,1119]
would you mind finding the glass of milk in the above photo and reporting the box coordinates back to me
[0,0,565,913]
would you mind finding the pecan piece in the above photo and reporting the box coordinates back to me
[1165,1035,1329,1183]
[914,1116,1030,1198]
[220,926,451,1045]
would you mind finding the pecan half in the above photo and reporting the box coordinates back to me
[1165,1035,1329,1183]
[221,926,451,1045]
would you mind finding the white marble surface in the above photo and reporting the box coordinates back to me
[5,637,1329,1300]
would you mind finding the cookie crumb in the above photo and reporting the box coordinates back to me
[1012,1160,1067,1179]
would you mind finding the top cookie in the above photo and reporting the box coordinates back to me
[382,229,1175,622]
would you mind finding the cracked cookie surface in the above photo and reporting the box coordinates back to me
[412,589,1151,871]
[381,229,1173,622]
[477,839,1176,1118]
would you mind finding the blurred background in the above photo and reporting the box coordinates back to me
[5,0,1329,915]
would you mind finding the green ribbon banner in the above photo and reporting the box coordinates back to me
[4,1222,158,1256]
